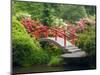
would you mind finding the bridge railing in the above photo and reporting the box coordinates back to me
[33,26,77,47]
[49,28,67,47]
[21,18,78,47]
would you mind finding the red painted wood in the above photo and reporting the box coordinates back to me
[21,18,79,47]
[45,30,48,38]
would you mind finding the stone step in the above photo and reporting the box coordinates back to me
[66,46,78,50]
[63,45,81,53]
[63,48,81,53]
[62,46,75,49]
[68,48,81,53]
[61,51,87,58]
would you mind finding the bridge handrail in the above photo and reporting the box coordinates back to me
[33,26,77,47]
[21,18,78,47]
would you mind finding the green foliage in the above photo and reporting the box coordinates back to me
[59,5,87,23]
[12,1,91,26]
[12,1,44,20]
[41,3,61,26]
[40,41,63,66]
[12,16,49,67]
[85,6,96,16]
[48,56,62,66]
[41,4,88,25]
[48,16,65,27]
[40,42,62,56]
[76,26,96,56]
[89,15,96,21]
[16,12,31,21]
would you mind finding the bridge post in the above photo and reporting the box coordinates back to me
[45,30,48,38]
[64,30,66,47]
[71,29,76,45]
[55,30,57,41]
[34,31,39,39]
[72,33,76,45]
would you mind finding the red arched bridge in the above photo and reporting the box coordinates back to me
[21,18,87,58]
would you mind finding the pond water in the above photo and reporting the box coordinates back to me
[13,63,95,74]
[13,55,96,74]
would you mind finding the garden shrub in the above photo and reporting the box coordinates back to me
[76,26,96,66]
[76,26,96,56]
[12,16,49,67]
[40,41,62,56]
[40,41,63,66]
